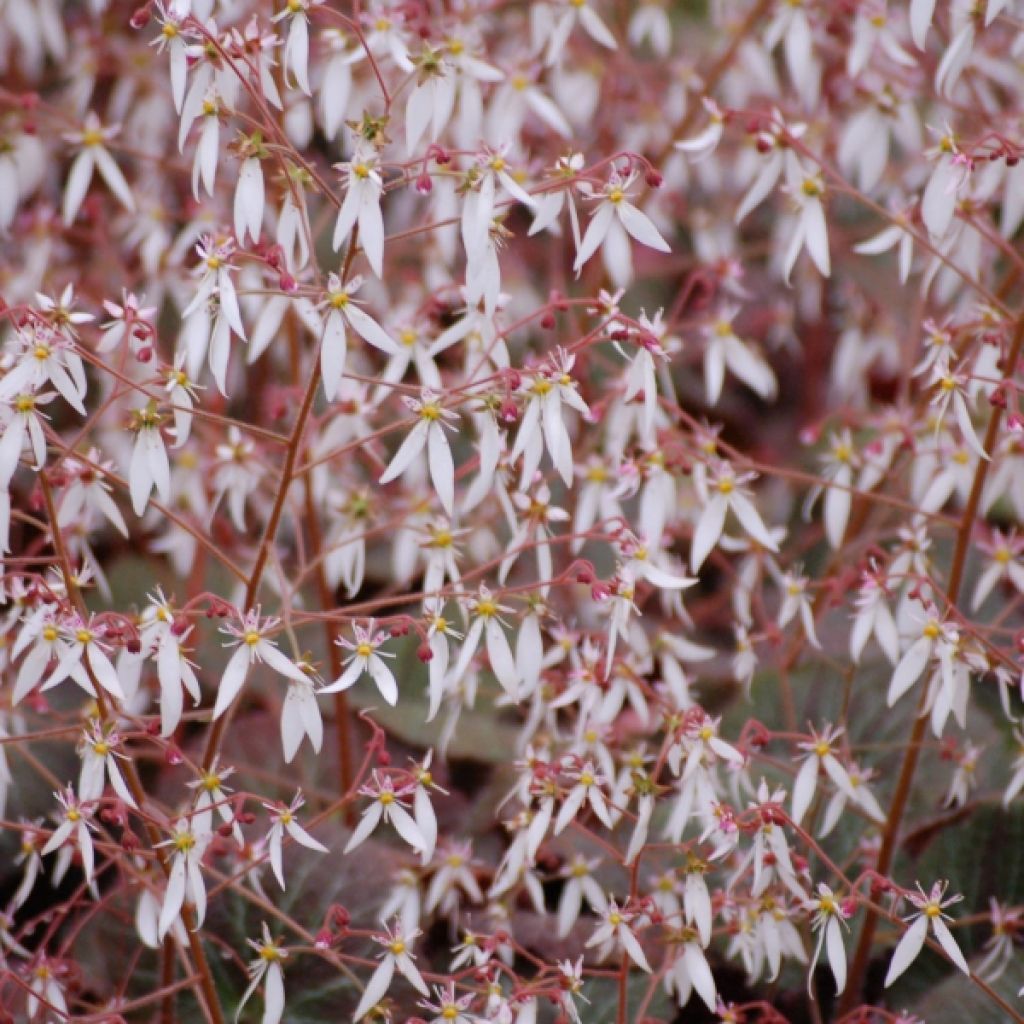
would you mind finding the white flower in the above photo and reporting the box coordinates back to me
[41,788,96,883]
[281,669,323,763]
[854,210,916,283]
[690,462,779,572]
[214,610,310,719]
[884,881,970,986]
[419,983,478,1024]
[804,884,851,996]
[344,772,426,854]
[0,390,52,487]
[972,530,1024,611]
[675,98,725,161]
[665,935,717,1011]
[236,923,288,1024]
[128,403,171,516]
[448,585,520,699]
[263,791,328,890]
[555,759,613,834]
[157,819,211,939]
[509,349,590,488]
[353,923,430,1021]
[62,113,135,225]
[378,389,459,516]
[77,721,137,808]
[318,274,399,401]
[233,154,265,246]
[702,310,777,406]
[43,615,126,700]
[0,327,87,416]
[791,724,855,827]
[574,171,670,284]
[849,564,899,665]
[405,47,456,154]
[544,0,618,65]
[332,147,385,277]
[783,168,830,281]
[586,900,651,972]
[272,0,320,95]
[320,621,398,705]
[887,607,956,708]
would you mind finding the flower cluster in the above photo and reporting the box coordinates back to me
[1,1,1024,1023]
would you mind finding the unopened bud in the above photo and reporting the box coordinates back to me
[540,312,555,329]
[417,642,433,662]
[130,6,151,28]
[415,172,433,194]
[136,346,153,363]
[165,745,183,766]
[644,169,663,188]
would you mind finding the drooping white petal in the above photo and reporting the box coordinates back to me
[616,201,671,252]
[884,914,929,987]
[353,956,395,1021]
[214,645,250,718]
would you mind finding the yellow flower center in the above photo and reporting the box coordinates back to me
[389,939,405,954]
[81,129,105,147]
[420,403,442,421]
[356,642,374,658]
[379,791,395,806]
[92,741,111,757]
[76,629,93,645]
[244,630,261,646]
[173,832,195,852]
[717,478,734,494]
[476,600,497,618]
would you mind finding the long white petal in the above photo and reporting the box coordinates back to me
[426,424,454,515]
[343,802,383,854]
[884,914,929,987]
[617,201,671,252]
[690,494,728,572]
[931,917,970,975]
[213,646,250,718]
[62,149,95,225]
[345,304,399,354]
[379,419,429,485]
[353,956,395,1021]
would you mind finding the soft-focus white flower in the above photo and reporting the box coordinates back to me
[884,881,969,986]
